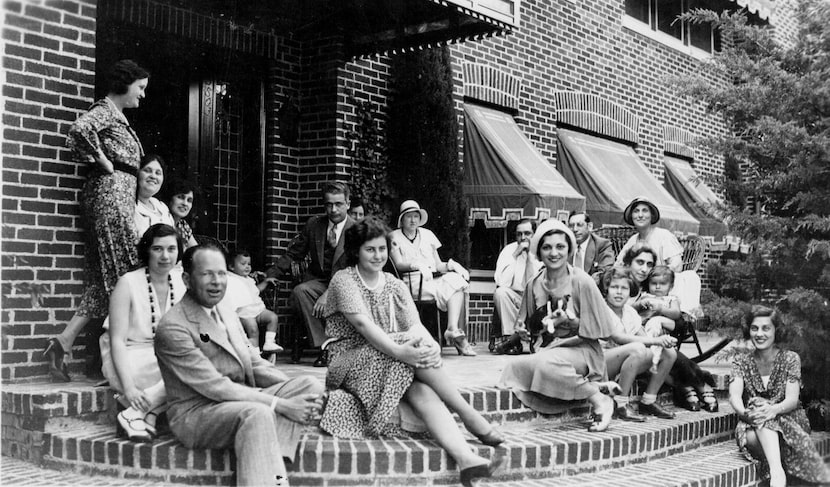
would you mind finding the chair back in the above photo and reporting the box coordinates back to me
[679,235,706,273]
[593,225,637,256]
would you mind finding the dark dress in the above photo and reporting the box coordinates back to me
[319,267,426,438]
[732,350,830,483]
[67,99,144,318]
[498,266,616,414]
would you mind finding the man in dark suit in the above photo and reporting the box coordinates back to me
[155,243,325,486]
[272,181,355,366]
[568,211,615,279]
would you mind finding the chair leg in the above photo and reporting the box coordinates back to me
[689,324,703,356]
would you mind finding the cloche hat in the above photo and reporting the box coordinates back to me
[397,200,429,228]
[623,197,660,226]
[529,218,577,260]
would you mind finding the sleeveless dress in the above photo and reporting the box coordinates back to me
[731,350,830,483]
[498,266,615,414]
[319,267,427,438]
[100,267,186,393]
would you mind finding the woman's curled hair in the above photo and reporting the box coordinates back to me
[137,223,183,265]
[105,60,150,95]
[742,304,788,343]
[344,216,391,267]
[621,242,657,267]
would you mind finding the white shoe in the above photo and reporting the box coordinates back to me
[262,341,284,353]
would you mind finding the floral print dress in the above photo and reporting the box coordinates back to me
[67,98,144,318]
[731,350,830,483]
[319,267,425,439]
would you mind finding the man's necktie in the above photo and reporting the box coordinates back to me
[575,246,583,271]
[328,226,337,248]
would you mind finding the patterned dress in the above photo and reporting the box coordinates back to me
[67,98,144,318]
[731,350,830,483]
[319,267,425,439]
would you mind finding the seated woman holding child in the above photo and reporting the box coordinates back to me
[320,217,505,487]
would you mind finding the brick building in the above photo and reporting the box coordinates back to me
[1,0,792,380]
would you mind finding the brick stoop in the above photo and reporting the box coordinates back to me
[482,432,830,486]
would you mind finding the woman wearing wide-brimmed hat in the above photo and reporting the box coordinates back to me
[389,200,475,356]
[615,197,683,273]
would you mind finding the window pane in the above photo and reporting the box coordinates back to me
[625,0,650,25]
[689,20,712,50]
[657,0,683,40]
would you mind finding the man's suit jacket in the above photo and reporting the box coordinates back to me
[275,215,355,281]
[571,233,615,275]
[154,293,291,421]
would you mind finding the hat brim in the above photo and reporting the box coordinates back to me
[397,209,428,228]
[623,198,660,226]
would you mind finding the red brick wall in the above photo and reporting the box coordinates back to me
[2,0,98,380]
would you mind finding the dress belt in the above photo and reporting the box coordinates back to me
[111,161,138,177]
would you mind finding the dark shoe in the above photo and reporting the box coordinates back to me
[504,342,523,355]
[43,338,70,382]
[699,390,719,413]
[473,427,505,447]
[676,386,701,411]
[459,452,507,487]
[313,349,329,368]
[639,402,675,419]
[615,403,646,422]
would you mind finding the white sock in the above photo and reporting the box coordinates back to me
[641,393,657,405]
[616,395,629,407]
[265,331,277,343]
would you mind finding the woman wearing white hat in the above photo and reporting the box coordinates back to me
[498,218,619,432]
[389,200,475,356]
[615,197,683,272]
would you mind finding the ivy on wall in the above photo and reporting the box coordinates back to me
[387,46,469,264]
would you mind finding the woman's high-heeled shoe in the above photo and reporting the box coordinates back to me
[473,427,505,447]
[698,389,719,413]
[117,411,153,442]
[459,452,507,487]
[444,329,476,356]
[43,338,70,382]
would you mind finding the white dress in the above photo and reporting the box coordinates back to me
[100,267,186,392]
[389,228,468,311]
[134,197,175,241]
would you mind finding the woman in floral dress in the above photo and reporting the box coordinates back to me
[730,305,830,486]
[43,60,149,382]
[320,217,505,487]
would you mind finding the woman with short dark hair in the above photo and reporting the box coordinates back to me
[100,224,185,442]
[321,217,505,486]
[730,305,830,486]
[44,60,150,382]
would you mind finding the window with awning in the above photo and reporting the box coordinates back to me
[463,104,586,227]
[556,128,700,234]
[663,155,728,239]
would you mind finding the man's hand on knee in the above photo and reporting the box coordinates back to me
[312,291,328,318]
[273,393,325,424]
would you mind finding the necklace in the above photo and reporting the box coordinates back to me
[146,267,174,334]
[403,229,419,244]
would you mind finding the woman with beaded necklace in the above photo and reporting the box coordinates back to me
[100,224,185,442]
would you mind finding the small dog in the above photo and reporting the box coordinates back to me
[526,295,579,352]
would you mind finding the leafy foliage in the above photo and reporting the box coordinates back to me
[386,47,469,263]
[345,95,397,222]
[672,1,830,404]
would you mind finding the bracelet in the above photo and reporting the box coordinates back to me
[270,396,279,411]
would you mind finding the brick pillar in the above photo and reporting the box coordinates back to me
[2,0,97,379]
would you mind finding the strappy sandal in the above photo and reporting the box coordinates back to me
[676,386,701,411]
[444,329,476,356]
[698,388,719,413]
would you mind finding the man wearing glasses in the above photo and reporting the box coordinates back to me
[272,181,354,366]
[492,219,542,349]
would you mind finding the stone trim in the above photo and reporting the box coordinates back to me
[462,62,522,112]
[663,124,697,159]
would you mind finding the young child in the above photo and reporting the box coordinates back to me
[228,250,283,354]
[634,265,681,373]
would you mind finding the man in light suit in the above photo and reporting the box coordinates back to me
[492,219,541,341]
[155,243,325,486]
[271,181,355,366]
[568,211,615,279]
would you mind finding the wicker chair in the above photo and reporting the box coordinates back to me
[593,225,709,357]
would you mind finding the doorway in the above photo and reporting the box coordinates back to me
[96,16,268,266]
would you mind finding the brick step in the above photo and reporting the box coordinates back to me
[42,402,736,486]
[482,432,830,487]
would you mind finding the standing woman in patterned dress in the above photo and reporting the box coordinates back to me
[43,60,149,382]
[730,305,830,487]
